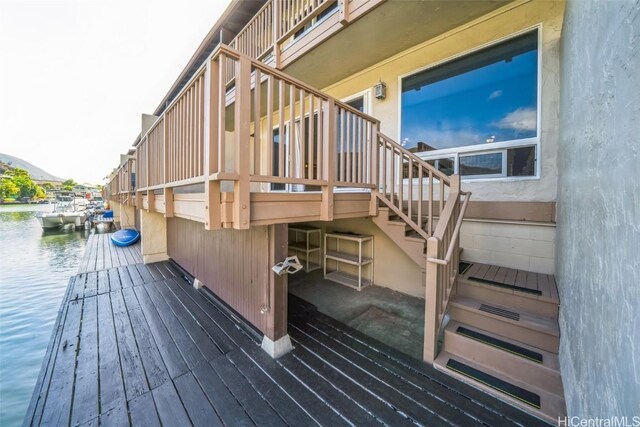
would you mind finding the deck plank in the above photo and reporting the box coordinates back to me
[97,293,126,414]
[110,290,149,401]
[153,280,222,360]
[152,381,192,427]
[210,355,286,426]
[129,286,189,379]
[174,372,224,427]
[140,284,206,369]
[97,270,109,295]
[483,265,500,282]
[121,287,172,387]
[117,266,134,289]
[290,322,480,426]
[128,392,161,427]
[70,296,99,426]
[162,278,237,354]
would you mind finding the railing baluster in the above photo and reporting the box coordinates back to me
[289,83,295,181]
[278,79,285,177]
[317,97,323,180]
[428,170,433,235]
[254,68,262,175]
[418,166,423,231]
[218,54,227,173]
[408,157,413,222]
[299,89,305,179]
[266,74,274,176]
[308,94,314,180]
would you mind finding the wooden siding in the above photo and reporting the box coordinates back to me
[167,217,287,340]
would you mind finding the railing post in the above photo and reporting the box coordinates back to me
[204,56,221,230]
[450,174,461,193]
[163,118,175,218]
[273,0,281,69]
[339,0,349,25]
[424,236,440,364]
[234,56,252,229]
[369,123,379,216]
[321,99,336,221]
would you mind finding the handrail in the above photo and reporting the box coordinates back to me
[378,132,451,185]
[427,191,471,265]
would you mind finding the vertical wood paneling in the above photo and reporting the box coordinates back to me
[167,218,284,338]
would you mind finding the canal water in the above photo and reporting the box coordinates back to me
[0,205,89,426]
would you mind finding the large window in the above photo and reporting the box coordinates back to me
[401,30,539,179]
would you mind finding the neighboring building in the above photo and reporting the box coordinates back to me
[106,0,639,422]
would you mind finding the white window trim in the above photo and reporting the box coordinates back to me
[397,24,543,182]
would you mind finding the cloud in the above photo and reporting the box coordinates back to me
[494,107,537,131]
[487,90,503,100]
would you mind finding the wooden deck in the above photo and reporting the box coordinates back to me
[25,235,549,427]
[78,233,142,273]
[461,261,560,303]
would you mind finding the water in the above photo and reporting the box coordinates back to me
[0,205,89,426]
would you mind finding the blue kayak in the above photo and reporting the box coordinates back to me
[111,229,140,247]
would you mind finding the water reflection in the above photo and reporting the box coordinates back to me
[0,204,88,426]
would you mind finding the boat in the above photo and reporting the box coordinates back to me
[111,229,140,247]
[36,199,88,230]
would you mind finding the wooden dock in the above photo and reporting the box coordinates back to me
[24,234,548,426]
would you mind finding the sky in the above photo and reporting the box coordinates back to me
[0,0,231,184]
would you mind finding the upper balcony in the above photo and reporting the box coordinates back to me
[226,0,513,89]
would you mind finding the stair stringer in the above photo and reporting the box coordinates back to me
[371,206,426,267]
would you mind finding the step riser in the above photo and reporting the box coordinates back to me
[456,281,559,319]
[434,356,564,425]
[449,306,559,353]
[443,329,563,393]
[371,216,426,267]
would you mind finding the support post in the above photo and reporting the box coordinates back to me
[424,236,440,364]
[233,56,252,229]
[321,100,336,221]
[261,223,292,358]
[164,187,174,218]
[147,191,155,213]
[204,54,221,230]
[139,209,168,264]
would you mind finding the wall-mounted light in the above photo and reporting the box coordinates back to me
[374,81,386,100]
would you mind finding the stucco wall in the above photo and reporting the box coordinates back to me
[557,0,640,418]
[321,0,564,202]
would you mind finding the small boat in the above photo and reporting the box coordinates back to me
[36,199,88,230]
[111,229,140,247]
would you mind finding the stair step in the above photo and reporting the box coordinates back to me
[457,277,559,319]
[449,296,559,353]
[434,352,566,424]
[443,321,562,393]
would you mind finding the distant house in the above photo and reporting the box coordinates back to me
[105,0,639,422]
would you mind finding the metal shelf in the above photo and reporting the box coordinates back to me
[324,232,374,291]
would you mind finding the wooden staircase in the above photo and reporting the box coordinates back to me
[432,264,566,423]
[368,134,565,422]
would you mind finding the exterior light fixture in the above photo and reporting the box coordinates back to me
[374,81,386,100]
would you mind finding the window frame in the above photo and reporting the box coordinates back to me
[397,24,543,182]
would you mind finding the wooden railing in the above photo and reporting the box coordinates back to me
[230,1,274,61]
[130,44,377,228]
[374,133,470,364]
[424,188,470,363]
[278,0,336,42]
[377,133,452,239]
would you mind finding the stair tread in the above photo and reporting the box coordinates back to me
[450,296,560,337]
[434,352,566,423]
[445,321,561,371]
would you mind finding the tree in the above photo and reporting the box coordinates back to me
[0,179,19,200]
[61,179,77,191]
[41,182,54,191]
[34,185,46,199]
[6,168,37,198]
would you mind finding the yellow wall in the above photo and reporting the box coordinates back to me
[305,218,425,298]
[320,0,565,203]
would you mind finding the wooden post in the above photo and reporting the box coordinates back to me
[267,223,288,341]
[147,191,155,213]
[321,99,336,221]
[369,123,379,216]
[164,187,174,218]
[204,56,221,230]
[273,0,281,68]
[424,236,440,364]
[339,0,349,25]
[234,56,252,229]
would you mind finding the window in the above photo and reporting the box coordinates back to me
[401,30,539,179]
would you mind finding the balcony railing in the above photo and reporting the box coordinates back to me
[132,44,378,229]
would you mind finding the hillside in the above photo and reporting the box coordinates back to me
[0,153,63,182]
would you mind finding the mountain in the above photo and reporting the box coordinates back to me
[0,153,64,182]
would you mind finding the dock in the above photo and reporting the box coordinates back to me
[24,233,547,426]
